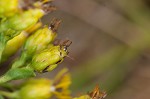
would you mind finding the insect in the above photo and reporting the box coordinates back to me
[88,85,107,99]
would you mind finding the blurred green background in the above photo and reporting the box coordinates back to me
[2,0,150,99]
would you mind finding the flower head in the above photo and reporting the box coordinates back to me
[24,26,57,55]
[19,78,53,99]
[0,0,19,17]
[30,44,69,73]
[51,68,72,99]
[17,68,71,99]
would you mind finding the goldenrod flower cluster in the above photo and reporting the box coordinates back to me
[0,0,71,83]
[0,68,106,99]
[0,0,106,99]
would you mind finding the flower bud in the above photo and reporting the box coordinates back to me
[18,78,53,99]
[11,20,61,68]
[1,31,28,62]
[0,68,71,99]
[24,26,57,55]
[0,9,44,38]
[1,22,42,63]
[0,0,19,17]
[30,45,68,73]
[17,68,71,99]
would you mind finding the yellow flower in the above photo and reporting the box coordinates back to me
[24,26,57,55]
[1,31,28,62]
[30,45,69,72]
[19,78,53,99]
[52,68,72,99]
[11,25,57,69]
[0,21,42,63]
[16,68,71,99]
[0,0,19,17]
[0,8,44,39]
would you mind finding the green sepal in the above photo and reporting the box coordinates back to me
[0,90,19,99]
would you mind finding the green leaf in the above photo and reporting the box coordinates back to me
[0,67,35,84]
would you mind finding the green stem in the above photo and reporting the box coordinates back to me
[0,44,5,63]
[0,75,11,84]
[0,33,7,63]
[0,90,19,98]
[11,52,28,68]
[0,83,15,91]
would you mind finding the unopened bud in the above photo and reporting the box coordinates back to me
[11,22,59,68]
[18,78,53,99]
[24,26,57,55]
[8,9,44,31]
[1,31,28,62]
[0,0,19,17]
[17,68,71,98]
[0,9,44,39]
[30,46,68,73]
